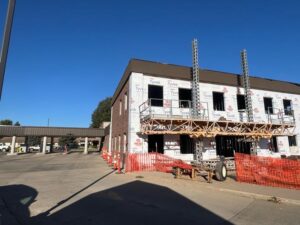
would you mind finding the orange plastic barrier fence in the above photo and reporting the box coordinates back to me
[101,149,123,172]
[235,153,300,190]
[125,152,192,173]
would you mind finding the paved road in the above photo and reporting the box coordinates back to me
[0,153,299,225]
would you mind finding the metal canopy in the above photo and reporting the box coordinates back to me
[0,126,104,137]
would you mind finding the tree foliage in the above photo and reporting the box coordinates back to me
[59,134,78,148]
[14,121,21,126]
[0,119,13,125]
[28,136,41,146]
[91,97,111,128]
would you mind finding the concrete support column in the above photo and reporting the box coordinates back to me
[50,137,54,153]
[42,136,47,154]
[84,137,88,154]
[8,136,17,155]
[25,136,29,153]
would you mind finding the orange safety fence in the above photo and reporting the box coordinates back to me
[125,152,192,173]
[101,149,123,172]
[235,153,300,190]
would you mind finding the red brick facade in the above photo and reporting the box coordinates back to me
[111,80,129,152]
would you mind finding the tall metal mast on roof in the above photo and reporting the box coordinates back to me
[192,39,201,117]
[192,39,204,163]
[241,49,254,122]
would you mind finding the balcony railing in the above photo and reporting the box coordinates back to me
[266,107,295,125]
[139,98,209,121]
[139,99,296,126]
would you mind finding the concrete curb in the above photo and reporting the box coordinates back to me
[207,186,300,206]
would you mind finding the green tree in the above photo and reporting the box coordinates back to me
[91,97,111,128]
[14,121,21,126]
[59,134,78,149]
[0,119,13,125]
[28,136,41,146]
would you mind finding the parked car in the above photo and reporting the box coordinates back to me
[29,145,41,152]
[29,145,51,153]
[0,143,10,152]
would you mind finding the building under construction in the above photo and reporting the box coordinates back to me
[107,40,299,162]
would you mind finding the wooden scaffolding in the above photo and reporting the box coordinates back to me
[140,116,295,139]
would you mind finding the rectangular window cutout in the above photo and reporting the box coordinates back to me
[264,97,273,114]
[123,133,127,152]
[148,85,163,106]
[288,135,297,147]
[213,92,225,111]
[180,135,194,154]
[270,136,278,152]
[237,94,246,111]
[179,88,192,108]
[148,135,164,153]
[283,99,292,115]
[124,92,128,111]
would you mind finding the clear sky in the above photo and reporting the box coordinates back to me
[0,0,299,127]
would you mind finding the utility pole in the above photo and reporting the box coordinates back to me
[0,0,16,100]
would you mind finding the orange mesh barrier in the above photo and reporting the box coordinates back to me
[235,153,300,190]
[125,152,192,173]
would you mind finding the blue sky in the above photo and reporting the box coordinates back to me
[0,0,299,127]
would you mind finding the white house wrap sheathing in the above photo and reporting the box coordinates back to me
[128,72,300,160]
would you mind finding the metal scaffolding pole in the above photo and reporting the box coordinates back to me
[241,49,254,122]
[192,39,201,117]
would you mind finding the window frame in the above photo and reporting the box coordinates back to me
[263,97,273,114]
[178,88,192,108]
[270,136,278,153]
[119,100,122,115]
[283,99,292,116]
[124,92,128,111]
[213,91,225,111]
[123,133,127,152]
[148,84,164,107]
[288,135,297,147]
[237,94,246,111]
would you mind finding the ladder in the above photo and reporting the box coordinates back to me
[241,49,254,122]
[192,39,203,162]
[192,39,201,117]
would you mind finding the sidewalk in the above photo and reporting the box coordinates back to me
[206,175,300,205]
[124,171,300,205]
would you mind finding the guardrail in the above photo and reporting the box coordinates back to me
[266,107,295,125]
[139,98,209,120]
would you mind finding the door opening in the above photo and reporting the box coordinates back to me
[216,135,251,157]
[180,135,194,154]
[148,135,164,154]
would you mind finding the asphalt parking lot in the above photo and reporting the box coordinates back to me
[0,153,299,225]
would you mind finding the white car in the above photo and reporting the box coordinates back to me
[29,145,51,153]
[0,143,10,152]
[29,145,41,152]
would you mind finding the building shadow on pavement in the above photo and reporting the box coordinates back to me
[1,180,233,225]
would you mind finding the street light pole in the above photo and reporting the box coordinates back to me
[0,0,16,100]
